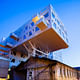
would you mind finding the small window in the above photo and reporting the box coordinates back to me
[51,55,53,59]
[53,23,56,28]
[13,51,16,56]
[11,59,15,63]
[31,22,34,26]
[35,27,40,32]
[23,35,26,39]
[29,31,32,36]
[57,20,60,25]
[62,32,64,38]
[59,29,61,35]
[66,38,68,43]
[11,51,16,56]
[48,20,50,23]
[52,13,55,18]
[21,54,23,57]
[25,26,28,30]
[44,12,49,18]
[56,19,60,25]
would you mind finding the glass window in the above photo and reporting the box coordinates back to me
[31,22,34,26]
[62,32,65,38]
[53,23,56,28]
[60,25,64,31]
[55,19,60,25]
[66,38,68,43]
[48,20,50,22]
[25,26,28,30]
[57,20,60,25]
[29,31,32,36]
[52,13,55,18]
[35,27,40,32]
[59,29,61,35]
[23,35,26,39]
[44,12,49,18]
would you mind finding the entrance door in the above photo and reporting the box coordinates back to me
[27,69,34,80]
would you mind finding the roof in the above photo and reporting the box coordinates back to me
[15,56,77,71]
[74,67,80,71]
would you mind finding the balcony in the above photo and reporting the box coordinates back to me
[0,44,6,48]
[10,33,19,41]
[5,43,13,48]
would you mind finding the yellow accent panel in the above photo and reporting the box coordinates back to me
[32,16,40,23]
[0,78,6,80]
[7,74,10,79]
[37,22,47,31]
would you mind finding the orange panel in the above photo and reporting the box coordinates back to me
[37,22,47,31]
[0,44,6,48]
[0,49,8,53]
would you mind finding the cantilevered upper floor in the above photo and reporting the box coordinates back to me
[0,4,69,57]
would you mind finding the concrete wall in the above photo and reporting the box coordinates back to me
[0,59,9,78]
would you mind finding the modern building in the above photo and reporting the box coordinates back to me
[0,4,70,80]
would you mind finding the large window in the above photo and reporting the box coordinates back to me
[44,12,49,18]
[29,31,32,36]
[35,27,40,32]
[31,22,34,26]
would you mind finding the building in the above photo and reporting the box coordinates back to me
[9,56,79,80]
[74,67,80,80]
[0,4,69,67]
[0,58,9,80]
[0,4,71,80]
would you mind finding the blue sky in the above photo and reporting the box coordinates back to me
[0,0,80,67]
